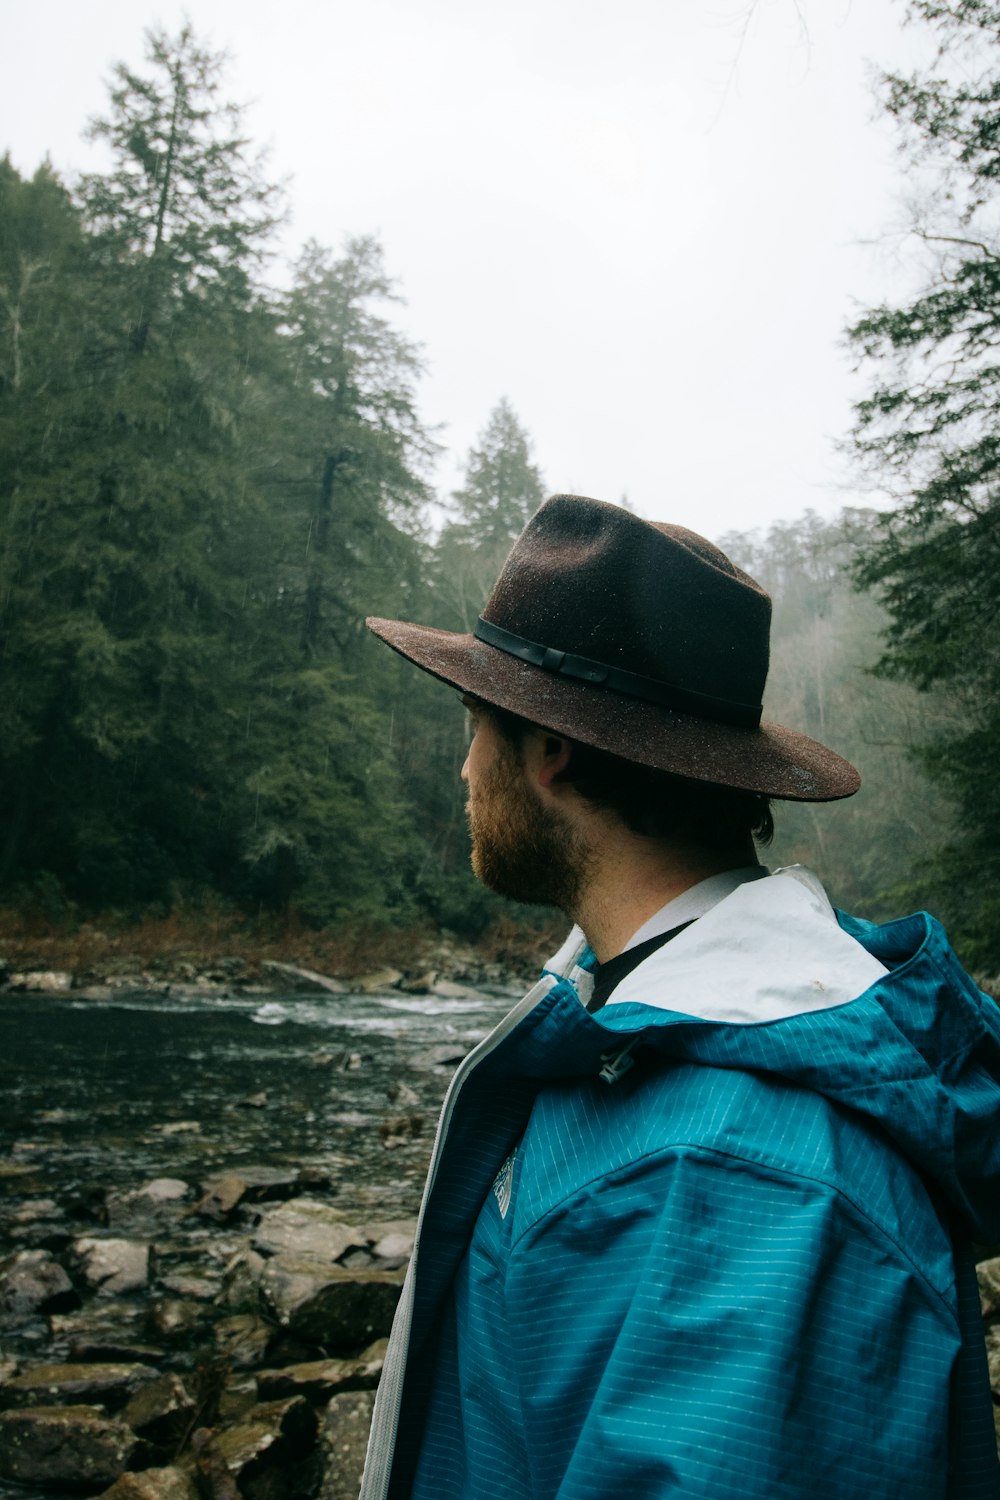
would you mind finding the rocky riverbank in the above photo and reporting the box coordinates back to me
[0,1163,415,1500]
[0,920,556,1009]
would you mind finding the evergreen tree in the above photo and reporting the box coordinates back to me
[81,22,279,352]
[233,237,436,922]
[435,399,545,629]
[846,0,1000,964]
[0,30,284,908]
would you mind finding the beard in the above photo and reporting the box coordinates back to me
[465,737,591,912]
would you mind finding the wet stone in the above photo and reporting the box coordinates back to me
[269,1267,405,1355]
[0,1361,160,1412]
[71,1237,151,1296]
[209,1396,321,1500]
[218,1249,266,1312]
[51,1300,150,1360]
[0,1404,138,1488]
[318,1392,376,1500]
[195,1168,324,1223]
[96,1464,199,1500]
[106,1181,191,1234]
[213,1315,274,1371]
[251,1200,365,1263]
[977,1256,1000,1322]
[122,1373,196,1451]
[146,1299,212,1346]
[368,1227,415,1270]
[0,1249,78,1321]
[158,1273,221,1301]
[355,968,402,994]
[255,1340,386,1405]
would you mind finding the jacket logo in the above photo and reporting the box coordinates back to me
[492,1149,517,1219]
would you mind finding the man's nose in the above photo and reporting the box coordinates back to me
[461,753,470,784]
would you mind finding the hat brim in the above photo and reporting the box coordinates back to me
[367,617,860,803]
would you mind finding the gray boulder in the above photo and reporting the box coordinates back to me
[207,1396,320,1500]
[122,1374,196,1452]
[213,1314,274,1371]
[0,1362,159,1413]
[96,1465,198,1500]
[319,1392,376,1500]
[977,1255,1000,1322]
[105,1181,191,1234]
[71,1238,150,1296]
[0,1405,138,1488]
[255,1341,386,1405]
[252,1200,366,1263]
[0,1249,78,1321]
[293,1271,402,1354]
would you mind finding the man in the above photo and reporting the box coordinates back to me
[361,494,1000,1498]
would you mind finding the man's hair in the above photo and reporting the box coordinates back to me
[485,702,774,852]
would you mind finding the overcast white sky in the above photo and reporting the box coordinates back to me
[3,0,930,538]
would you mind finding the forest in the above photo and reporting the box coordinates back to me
[1,3,998,969]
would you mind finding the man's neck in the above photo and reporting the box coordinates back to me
[571,839,758,965]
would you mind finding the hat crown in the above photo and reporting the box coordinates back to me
[482,495,771,717]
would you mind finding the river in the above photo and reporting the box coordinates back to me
[0,981,519,1257]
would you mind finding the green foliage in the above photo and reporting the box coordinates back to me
[0,27,439,930]
[846,0,1000,965]
[721,514,954,921]
[434,399,545,629]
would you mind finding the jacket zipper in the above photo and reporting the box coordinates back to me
[359,970,561,1500]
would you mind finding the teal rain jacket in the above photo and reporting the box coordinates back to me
[360,869,1000,1499]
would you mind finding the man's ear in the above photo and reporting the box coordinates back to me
[534,733,572,788]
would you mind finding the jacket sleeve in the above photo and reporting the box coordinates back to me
[504,1146,961,1499]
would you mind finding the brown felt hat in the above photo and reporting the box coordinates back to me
[367,494,860,801]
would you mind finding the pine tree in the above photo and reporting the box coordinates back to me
[0,30,284,908]
[846,0,1000,963]
[435,399,545,629]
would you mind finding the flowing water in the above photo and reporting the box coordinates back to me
[0,982,521,1250]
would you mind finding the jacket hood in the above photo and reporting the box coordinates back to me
[538,868,1000,1245]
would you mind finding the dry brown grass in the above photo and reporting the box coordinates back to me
[0,901,561,982]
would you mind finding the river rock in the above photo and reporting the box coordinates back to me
[409,1044,469,1071]
[209,1396,320,1500]
[430,978,480,999]
[252,1200,366,1262]
[51,1300,152,1361]
[158,1273,221,1301]
[289,1271,403,1354]
[319,1391,376,1500]
[261,961,347,995]
[218,1249,266,1311]
[366,1222,416,1269]
[195,1168,324,1222]
[259,1263,404,1355]
[255,1340,386,1405]
[986,1323,1000,1394]
[7,971,73,993]
[354,968,402,994]
[0,1249,78,1320]
[71,1238,151,1296]
[106,1181,191,1234]
[146,1299,211,1346]
[96,1465,198,1500]
[978,1256,1000,1321]
[0,1361,159,1412]
[122,1373,196,1451]
[213,1315,274,1371]
[0,1405,138,1487]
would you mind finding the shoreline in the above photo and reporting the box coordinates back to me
[0,915,564,1002]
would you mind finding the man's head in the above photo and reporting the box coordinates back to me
[460,695,594,910]
[368,492,860,808]
[461,692,772,907]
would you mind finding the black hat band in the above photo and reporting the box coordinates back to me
[474,617,763,730]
